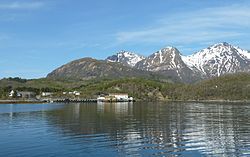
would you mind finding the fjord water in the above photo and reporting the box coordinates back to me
[0,102,249,156]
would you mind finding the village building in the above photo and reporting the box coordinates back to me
[97,96,105,102]
[9,90,15,97]
[73,91,81,96]
[41,92,53,97]
[17,91,36,99]
[63,91,81,96]
[75,92,80,96]
[109,93,129,101]
[97,93,133,102]
[9,90,36,99]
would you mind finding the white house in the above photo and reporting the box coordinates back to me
[97,93,133,102]
[97,96,106,102]
[72,91,80,96]
[74,92,80,96]
[9,90,15,97]
[42,92,53,97]
[109,93,129,101]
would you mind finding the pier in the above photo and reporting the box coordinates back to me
[53,99,97,103]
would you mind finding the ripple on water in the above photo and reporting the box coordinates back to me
[0,102,249,156]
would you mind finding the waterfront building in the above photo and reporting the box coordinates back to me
[97,93,133,102]
[41,92,53,97]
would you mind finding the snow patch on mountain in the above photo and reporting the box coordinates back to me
[107,42,250,82]
[235,46,250,59]
[136,46,180,71]
[182,42,250,77]
[106,51,145,67]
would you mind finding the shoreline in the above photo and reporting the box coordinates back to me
[167,99,250,103]
[0,100,46,104]
[0,99,250,104]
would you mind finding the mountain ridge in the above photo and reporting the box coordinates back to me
[182,42,250,77]
[106,50,145,67]
[47,42,250,83]
[134,47,203,83]
[47,57,172,82]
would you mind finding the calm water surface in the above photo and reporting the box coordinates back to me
[0,102,249,156]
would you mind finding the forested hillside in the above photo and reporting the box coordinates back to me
[1,73,250,101]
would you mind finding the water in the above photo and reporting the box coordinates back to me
[0,102,249,156]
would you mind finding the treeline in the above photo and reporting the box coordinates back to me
[76,73,250,101]
[77,78,169,101]
[1,73,250,101]
[3,77,27,83]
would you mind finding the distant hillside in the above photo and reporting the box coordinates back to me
[169,73,250,101]
[76,78,173,101]
[77,73,250,101]
[0,77,173,101]
[1,73,250,101]
[47,57,172,81]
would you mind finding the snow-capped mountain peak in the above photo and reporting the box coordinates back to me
[106,50,145,67]
[135,46,202,83]
[182,42,250,77]
[153,47,177,64]
[135,46,181,70]
[106,42,250,82]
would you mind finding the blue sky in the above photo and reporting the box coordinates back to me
[1,0,250,79]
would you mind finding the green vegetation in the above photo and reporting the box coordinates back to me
[77,78,172,101]
[184,73,250,100]
[1,73,250,101]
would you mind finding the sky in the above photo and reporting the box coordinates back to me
[1,0,250,79]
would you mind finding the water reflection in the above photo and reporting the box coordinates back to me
[97,102,133,115]
[44,102,250,156]
[0,102,249,156]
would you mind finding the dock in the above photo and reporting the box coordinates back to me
[53,99,97,103]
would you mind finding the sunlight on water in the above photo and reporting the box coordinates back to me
[0,102,249,156]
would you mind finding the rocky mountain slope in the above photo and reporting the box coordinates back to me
[47,42,250,83]
[106,51,145,67]
[47,58,169,81]
[135,47,202,83]
[182,42,250,77]
[135,42,250,82]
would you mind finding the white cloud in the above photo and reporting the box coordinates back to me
[0,2,44,10]
[115,4,250,45]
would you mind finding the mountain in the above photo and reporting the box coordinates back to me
[182,42,250,77]
[135,47,202,83]
[47,57,169,81]
[47,42,250,83]
[135,43,250,82]
[106,51,145,67]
